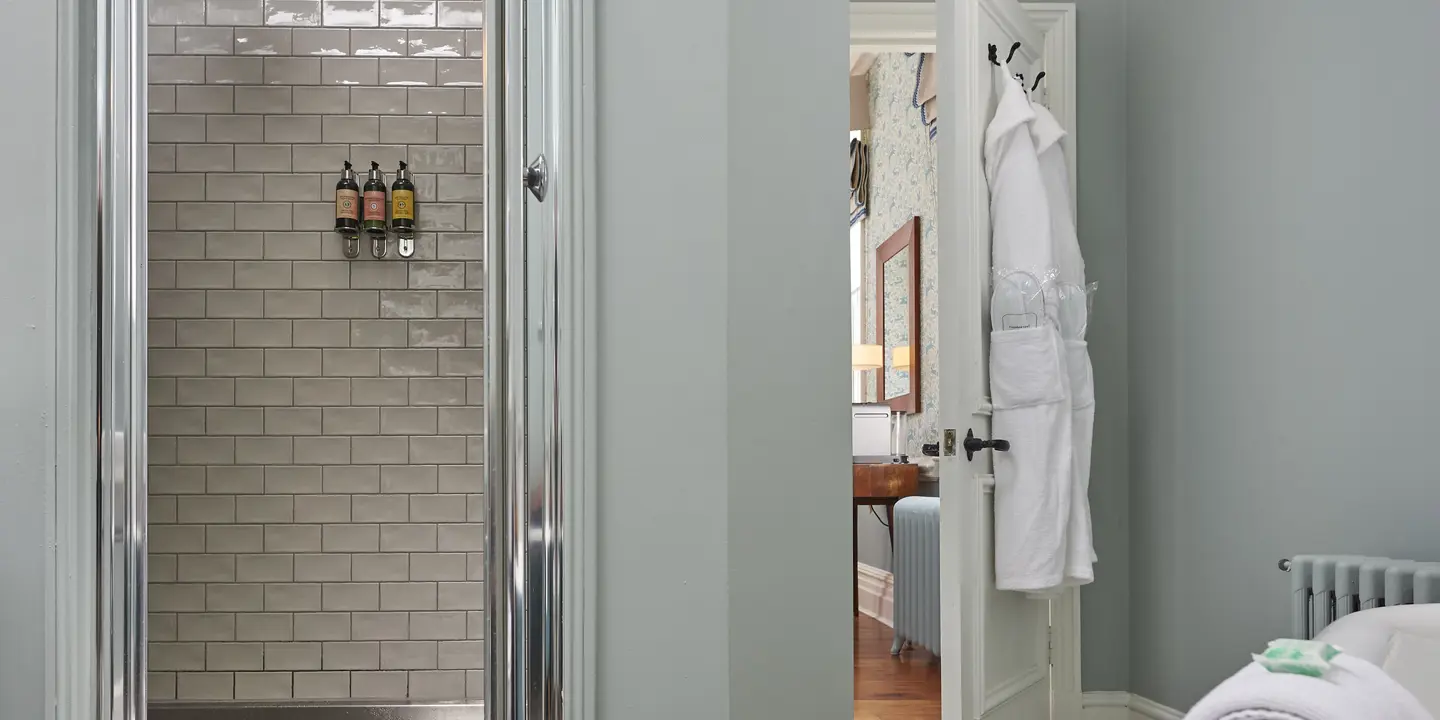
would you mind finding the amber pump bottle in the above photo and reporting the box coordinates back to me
[334,161,361,257]
[390,161,415,234]
[335,161,360,233]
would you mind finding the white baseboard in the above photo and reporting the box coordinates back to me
[1082,692,1183,720]
[1129,694,1184,720]
[1081,691,1133,720]
[856,562,893,627]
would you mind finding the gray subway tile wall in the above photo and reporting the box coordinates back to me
[148,0,484,703]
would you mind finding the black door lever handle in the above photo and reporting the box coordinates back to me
[962,429,1010,461]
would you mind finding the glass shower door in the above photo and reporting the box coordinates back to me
[84,0,574,714]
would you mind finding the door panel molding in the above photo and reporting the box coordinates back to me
[979,487,1050,714]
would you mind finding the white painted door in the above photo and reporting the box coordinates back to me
[938,0,1052,719]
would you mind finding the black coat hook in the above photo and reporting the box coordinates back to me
[1031,71,1046,92]
[1006,41,1022,63]
[988,44,999,66]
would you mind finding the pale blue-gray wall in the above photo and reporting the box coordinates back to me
[1127,0,1440,709]
[1051,0,1131,694]
[597,0,852,716]
[0,0,60,713]
[596,0,732,712]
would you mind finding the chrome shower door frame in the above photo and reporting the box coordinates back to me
[487,0,598,716]
[93,0,149,717]
[53,0,146,717]
[74,0,598,713]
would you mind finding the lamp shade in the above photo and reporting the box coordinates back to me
[851,344,883,370]
[892,345,912,371]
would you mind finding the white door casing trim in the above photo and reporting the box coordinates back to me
[1003,5,1084,717]
[1025,3,1078,205]
[558,0,598,716]
[851,1,939,54]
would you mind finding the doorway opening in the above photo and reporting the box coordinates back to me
[847,3,1083,719]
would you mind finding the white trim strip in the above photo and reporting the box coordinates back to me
[851,1,939,52]
[54,0,101,716]
[857,563,896,627]
[558,0,599,714]
[1081,692,1186,720]
[1130,694,1186,720]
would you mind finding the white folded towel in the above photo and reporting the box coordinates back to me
[1185,653,1435,720]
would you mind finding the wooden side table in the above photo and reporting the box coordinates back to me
[853,463,920,616]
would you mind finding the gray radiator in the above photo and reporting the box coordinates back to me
[1286,555,1440,639]
[891,497,941,656]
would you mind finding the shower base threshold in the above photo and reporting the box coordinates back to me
[149,701,484,720]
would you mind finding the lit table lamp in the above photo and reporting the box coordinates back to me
[892,345,912,372]
[890,346,912,460]
[852,344,881,404]
[852,343,882,371]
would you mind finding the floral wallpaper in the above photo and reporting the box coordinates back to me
[863,52,939,462]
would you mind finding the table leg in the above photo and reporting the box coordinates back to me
[853,501,859,617]
[886,502,895,551]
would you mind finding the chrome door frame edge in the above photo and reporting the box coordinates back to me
[96,0,148,717]
[487,0,596,714]
[485,0,524,715]
[523,0,558,715]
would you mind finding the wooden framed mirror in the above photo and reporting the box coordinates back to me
[876,216,920,413]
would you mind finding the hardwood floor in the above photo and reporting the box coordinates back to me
[855,614,941,720]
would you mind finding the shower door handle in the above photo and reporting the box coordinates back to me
[524,155,548,202]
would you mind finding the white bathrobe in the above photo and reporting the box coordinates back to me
[985,62,1074,593]
[1031,101,1096,587]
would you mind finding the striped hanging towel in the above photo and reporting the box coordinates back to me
[913,53,938,139]
[849,137,870,226]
